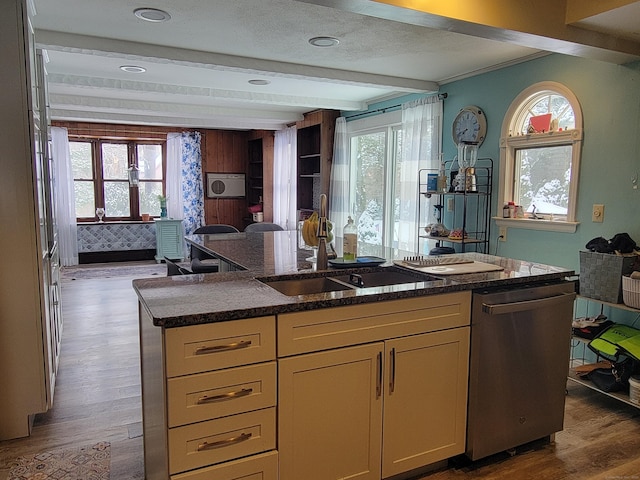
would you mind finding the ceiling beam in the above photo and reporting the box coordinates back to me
[297,0,640,64]
[36,30,439,93]
[47,73,371,111]
[565,0,639,23]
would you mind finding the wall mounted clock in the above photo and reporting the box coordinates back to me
[452,105,487,146]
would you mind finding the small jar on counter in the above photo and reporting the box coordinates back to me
[502,204,510,218]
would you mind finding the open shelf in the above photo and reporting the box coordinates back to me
[418,158,493,254]
[418,235,484,244]
[568,370,639,409]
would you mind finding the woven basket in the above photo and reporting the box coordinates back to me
[579,251,636,303]
[622,275,640,309]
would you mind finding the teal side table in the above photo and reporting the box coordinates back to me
[154,219,184,262]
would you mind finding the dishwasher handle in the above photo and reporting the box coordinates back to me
[482,292,576,315]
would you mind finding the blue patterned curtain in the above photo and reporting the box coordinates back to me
[180,131,204,236]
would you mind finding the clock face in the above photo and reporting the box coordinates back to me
[452,106,486,146]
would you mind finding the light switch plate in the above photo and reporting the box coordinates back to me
[592,204,604,223]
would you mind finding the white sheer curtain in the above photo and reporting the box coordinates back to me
[273,126,297,230]
[329,117,349,250]
[398,96,443,253]
[166,132,184,220]
[51,127,78,266]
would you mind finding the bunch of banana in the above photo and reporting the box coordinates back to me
[301,212,333,247]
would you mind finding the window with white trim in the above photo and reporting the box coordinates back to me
[69,138,165,221]
[498,82,582,232]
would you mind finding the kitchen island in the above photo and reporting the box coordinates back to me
[133,230,574,480]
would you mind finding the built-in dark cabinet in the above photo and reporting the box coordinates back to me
[295,110,339,214]
[248,138,264,206]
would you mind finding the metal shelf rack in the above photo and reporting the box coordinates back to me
[417,157,493,255]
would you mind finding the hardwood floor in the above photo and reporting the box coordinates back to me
[0,265,639,480]
[0,270,146,480]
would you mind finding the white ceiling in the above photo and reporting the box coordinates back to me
[32,0,640,131]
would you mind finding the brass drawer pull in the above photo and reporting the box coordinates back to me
[197,432,252,451]
[195,340,252,355]
[197,388,253,404]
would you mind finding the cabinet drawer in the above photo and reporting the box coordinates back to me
[165,316,276,377]
[171,451,278,480]
[169,407,276,475]
[167,362,277,427]
[278,292,471,356]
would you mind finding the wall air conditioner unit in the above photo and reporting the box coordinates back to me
[206,173,246,198]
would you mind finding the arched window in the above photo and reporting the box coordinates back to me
[498,82,582,233]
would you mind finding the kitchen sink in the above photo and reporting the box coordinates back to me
[334,269,437,288]
[258,276,356,296]
[258,267,441,296]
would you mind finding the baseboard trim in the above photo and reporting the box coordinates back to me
[79,249,156,264]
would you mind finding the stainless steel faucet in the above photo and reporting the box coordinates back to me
[316,194,328,270]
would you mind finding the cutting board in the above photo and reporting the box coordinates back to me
[395,260,504,275]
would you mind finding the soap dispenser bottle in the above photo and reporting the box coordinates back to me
[343,216,357,261]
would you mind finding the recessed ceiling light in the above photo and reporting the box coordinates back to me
[134,8,171,22]
[120,65,147,73]
[309,36,340,47]
[248,79,270,86]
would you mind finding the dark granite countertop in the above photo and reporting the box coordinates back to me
[132,230,574,328]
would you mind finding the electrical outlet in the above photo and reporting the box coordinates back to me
[447,198,455,212]
[592,204,604,223]
[499,226,507,242]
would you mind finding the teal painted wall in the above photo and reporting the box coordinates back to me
[346,54,640,273]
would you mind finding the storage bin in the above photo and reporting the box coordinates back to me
[579,251,636,303]
[629,375,640,406]
[622,275,640,309]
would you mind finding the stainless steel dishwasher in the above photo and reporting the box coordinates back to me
[466,281,576,461]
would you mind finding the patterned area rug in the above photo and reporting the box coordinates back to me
[61,261,168,280]
[8,442,110,480]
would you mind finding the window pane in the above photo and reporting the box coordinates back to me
[74,181,95,217]
[139,181,163,216]
[514,145,572,215]
[70,141,93,179]
[138,144,163,180]
[104,181,130,216]
[351,132,386,246]
[102,143,128,179]
[520,93,575,134]
[392,129,403,248]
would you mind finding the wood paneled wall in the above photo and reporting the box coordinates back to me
[53,114,337,231]
[53,122,255,230]
[53,121,180,140]
[201,130,250,229]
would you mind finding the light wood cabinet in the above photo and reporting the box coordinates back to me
[279,343,384,480]
[139,313,277,479]
[141,292,471,479]
[277,293,471,480]
[171,451,278,480]
[382,328,469,477]
[0,0,61,440]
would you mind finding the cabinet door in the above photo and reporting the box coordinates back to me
[382,327,470,477]
[155,220,184,260]
[278,343,383,480]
